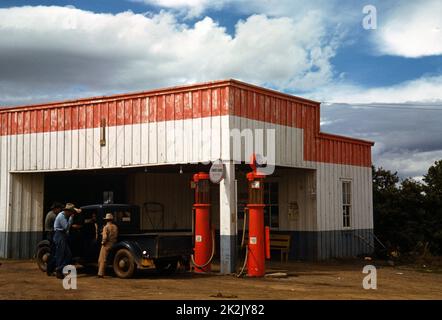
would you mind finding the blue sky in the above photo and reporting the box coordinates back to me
[0,0,441,177]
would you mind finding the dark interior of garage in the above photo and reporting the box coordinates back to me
[44,169,128,213]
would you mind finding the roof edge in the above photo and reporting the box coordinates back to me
[0,79,320,112]
[318,132,375,146]
[0,79,233,112]
[229,79,320,106]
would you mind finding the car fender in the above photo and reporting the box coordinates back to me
[108,240,143,266]
[37,240,51,249]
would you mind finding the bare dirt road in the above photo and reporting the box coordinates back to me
[0,259,441,300]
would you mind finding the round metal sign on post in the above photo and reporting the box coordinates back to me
[209,159,224,184]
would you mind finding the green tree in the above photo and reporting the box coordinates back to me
[373,161,442,256]
[423,160,442,254]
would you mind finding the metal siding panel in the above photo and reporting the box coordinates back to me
[140,122,149,165]
[57,127,64,170]
[221,116,230,161]
[202,89,211,118]
[183,118,193,163]
[211,116,221,161]
[93,126,101,168]
[148,121,158,164]
[114,100,123,127]
[175,92,184,120]
[275,98,281,125]
[175,118,184,163]
[268,97,274,124]
[17,133,24,171]
[0,137,6,233]
[148,96,156,123]
[116,125,125,166]
[77,128,85,169]
[211,88,221,117]
[166,119,175,163]
[183,92,192,119]
[30,174,43,232]
[124,100,133,166]
[17,112,23,135]
[245,90,252,120]
[157,121,166,163]
[202,117,211,161]
[165,94,174,121]
[132,120,142,165]
[85,127,94,168]
[140,98,149,164]
[107,125,116,167]
[140,97,148,124]
[10,112,17,136]
[255,93,262,122]
[192,91,201,119]
[157,96,166,122]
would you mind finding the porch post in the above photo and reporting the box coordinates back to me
[219,161,237,274]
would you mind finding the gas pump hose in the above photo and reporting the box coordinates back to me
[191,227,216,269]
[236,208,248,278]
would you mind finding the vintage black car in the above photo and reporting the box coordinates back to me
[36,204,193,278]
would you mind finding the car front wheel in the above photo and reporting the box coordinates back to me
[36,246,51,272]
[113,249,136,279]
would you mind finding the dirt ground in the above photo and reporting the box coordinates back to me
[0,258,441,300]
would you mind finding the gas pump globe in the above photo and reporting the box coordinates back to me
[191,172,212,272]
[248,177,264,204]
[194,174,210,204]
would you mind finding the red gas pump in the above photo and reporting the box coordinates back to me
[246,156,268,277]
[191,172,214,273]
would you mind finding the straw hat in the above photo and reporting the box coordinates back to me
[104,213,114,221]
[63,203,81,214]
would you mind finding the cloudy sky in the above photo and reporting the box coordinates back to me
[0,0,441,178]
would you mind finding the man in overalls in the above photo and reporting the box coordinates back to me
[53,203,81,279]
[98,213,118,278]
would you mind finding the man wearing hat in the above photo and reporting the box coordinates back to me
[44,202,63,241]
[53,203,81,279]
[44,202,64,276]
[98,213,118,278]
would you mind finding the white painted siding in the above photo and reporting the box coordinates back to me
[278,168,317,232]
[315,164,372,231]
[229,116,308,169]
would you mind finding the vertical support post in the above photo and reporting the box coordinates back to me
[219,161,237,274]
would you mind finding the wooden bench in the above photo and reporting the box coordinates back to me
[270,234,291,263]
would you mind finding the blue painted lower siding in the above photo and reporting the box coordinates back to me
[278,229,374,260]
[0,231,43,259]
[220,235,237,273]
[1,229,373,261]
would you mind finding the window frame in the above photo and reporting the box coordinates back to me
[264,181,279,230]
[341,179,352,229]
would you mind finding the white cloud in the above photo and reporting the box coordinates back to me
[0,5,337,106]
[375,0,442,58]
[130,0,223,17]
[310,75,442,104]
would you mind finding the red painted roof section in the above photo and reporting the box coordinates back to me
[0,79,373,167]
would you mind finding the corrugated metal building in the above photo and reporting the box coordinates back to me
[0,79,374,272]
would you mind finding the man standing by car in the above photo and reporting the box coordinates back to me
[45,202,63,276]
[53,203,81,279]
[44,202,63,241]
[98,213,118,278]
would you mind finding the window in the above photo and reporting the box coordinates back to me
[115,211,132,223]
[264,182,279,229]
[342,180,352,228]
